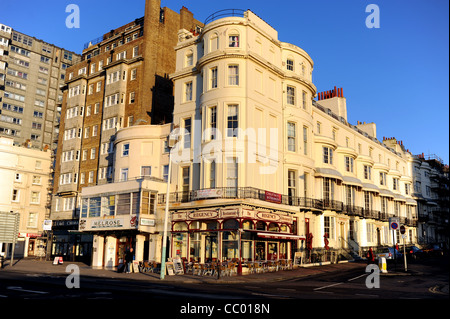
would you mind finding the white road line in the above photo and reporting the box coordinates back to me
[313,282,343,291]
[348,274,367,281]
[7,286,48,294]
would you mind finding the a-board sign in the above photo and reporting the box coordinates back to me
[173,257,184,275]
[166,262,175,275]
[53,257,63,265]
[294,252,302,265]
[132,261,139,273]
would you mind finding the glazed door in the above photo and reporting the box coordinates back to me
[205,234,218,262]
[256,241,266,261]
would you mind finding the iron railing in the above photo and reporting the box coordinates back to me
[204,9,246,25]
[157,186,406,223]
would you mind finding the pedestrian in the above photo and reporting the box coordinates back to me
[367,247,375,264]
[124,247,134,273]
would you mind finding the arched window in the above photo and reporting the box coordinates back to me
[173,222,188,231]
[222,219,239,230]
[242,220,254,230]
[185,49,193,67]
[205,220,218,230]
[256,221,266,231]
[268,222,279,232]
[209,33,219,52]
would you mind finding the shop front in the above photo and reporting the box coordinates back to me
[170,206,304,266]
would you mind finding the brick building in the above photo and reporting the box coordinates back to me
[50,0,202,262]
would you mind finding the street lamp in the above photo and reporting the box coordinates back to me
[160,128,179,280]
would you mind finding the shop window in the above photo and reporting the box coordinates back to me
[173,233,187,259]
[189,232,201,262]
[222,230,238,260]
[280,224,289,233]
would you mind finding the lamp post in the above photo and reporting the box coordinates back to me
[160,128,178,280]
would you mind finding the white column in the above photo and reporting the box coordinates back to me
[104,236,117,269]
[135,234,145,262]
[91,235,104,269]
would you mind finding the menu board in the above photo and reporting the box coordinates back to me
[173,257,184,275]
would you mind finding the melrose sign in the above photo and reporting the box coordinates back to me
[79,216,137,231]
[91,219,124,229]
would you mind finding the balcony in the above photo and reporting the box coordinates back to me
[158,187,322,212]
[204,9,246,25]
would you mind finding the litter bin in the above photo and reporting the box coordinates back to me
[378,257,387,273]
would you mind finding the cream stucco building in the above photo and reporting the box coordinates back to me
[79,124,171,268]
[166,10,418,264]
[0,137,51,258]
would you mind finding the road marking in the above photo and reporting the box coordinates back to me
[313,282,343,291]
[0,295,8,298]
[348,274,367,281]
[7,286,48,294]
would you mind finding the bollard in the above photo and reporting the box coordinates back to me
[378,257,387,273]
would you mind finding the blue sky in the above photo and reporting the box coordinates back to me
[1,0,448,163]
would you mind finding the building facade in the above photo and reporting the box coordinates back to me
[79,124,170,268]
[166,10,418,265]
[0,23,80,150]
[51,0,202,262]
[0,137,51,258]
[411,153,449,247]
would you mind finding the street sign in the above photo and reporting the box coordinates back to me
[389,217,399,231]
[0,211,20,243]
[400,225,406,234]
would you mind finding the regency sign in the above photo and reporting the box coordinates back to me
[172,208,293,224]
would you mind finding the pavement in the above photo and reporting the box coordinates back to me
[1,258,371,284]
[2,257,448,293]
